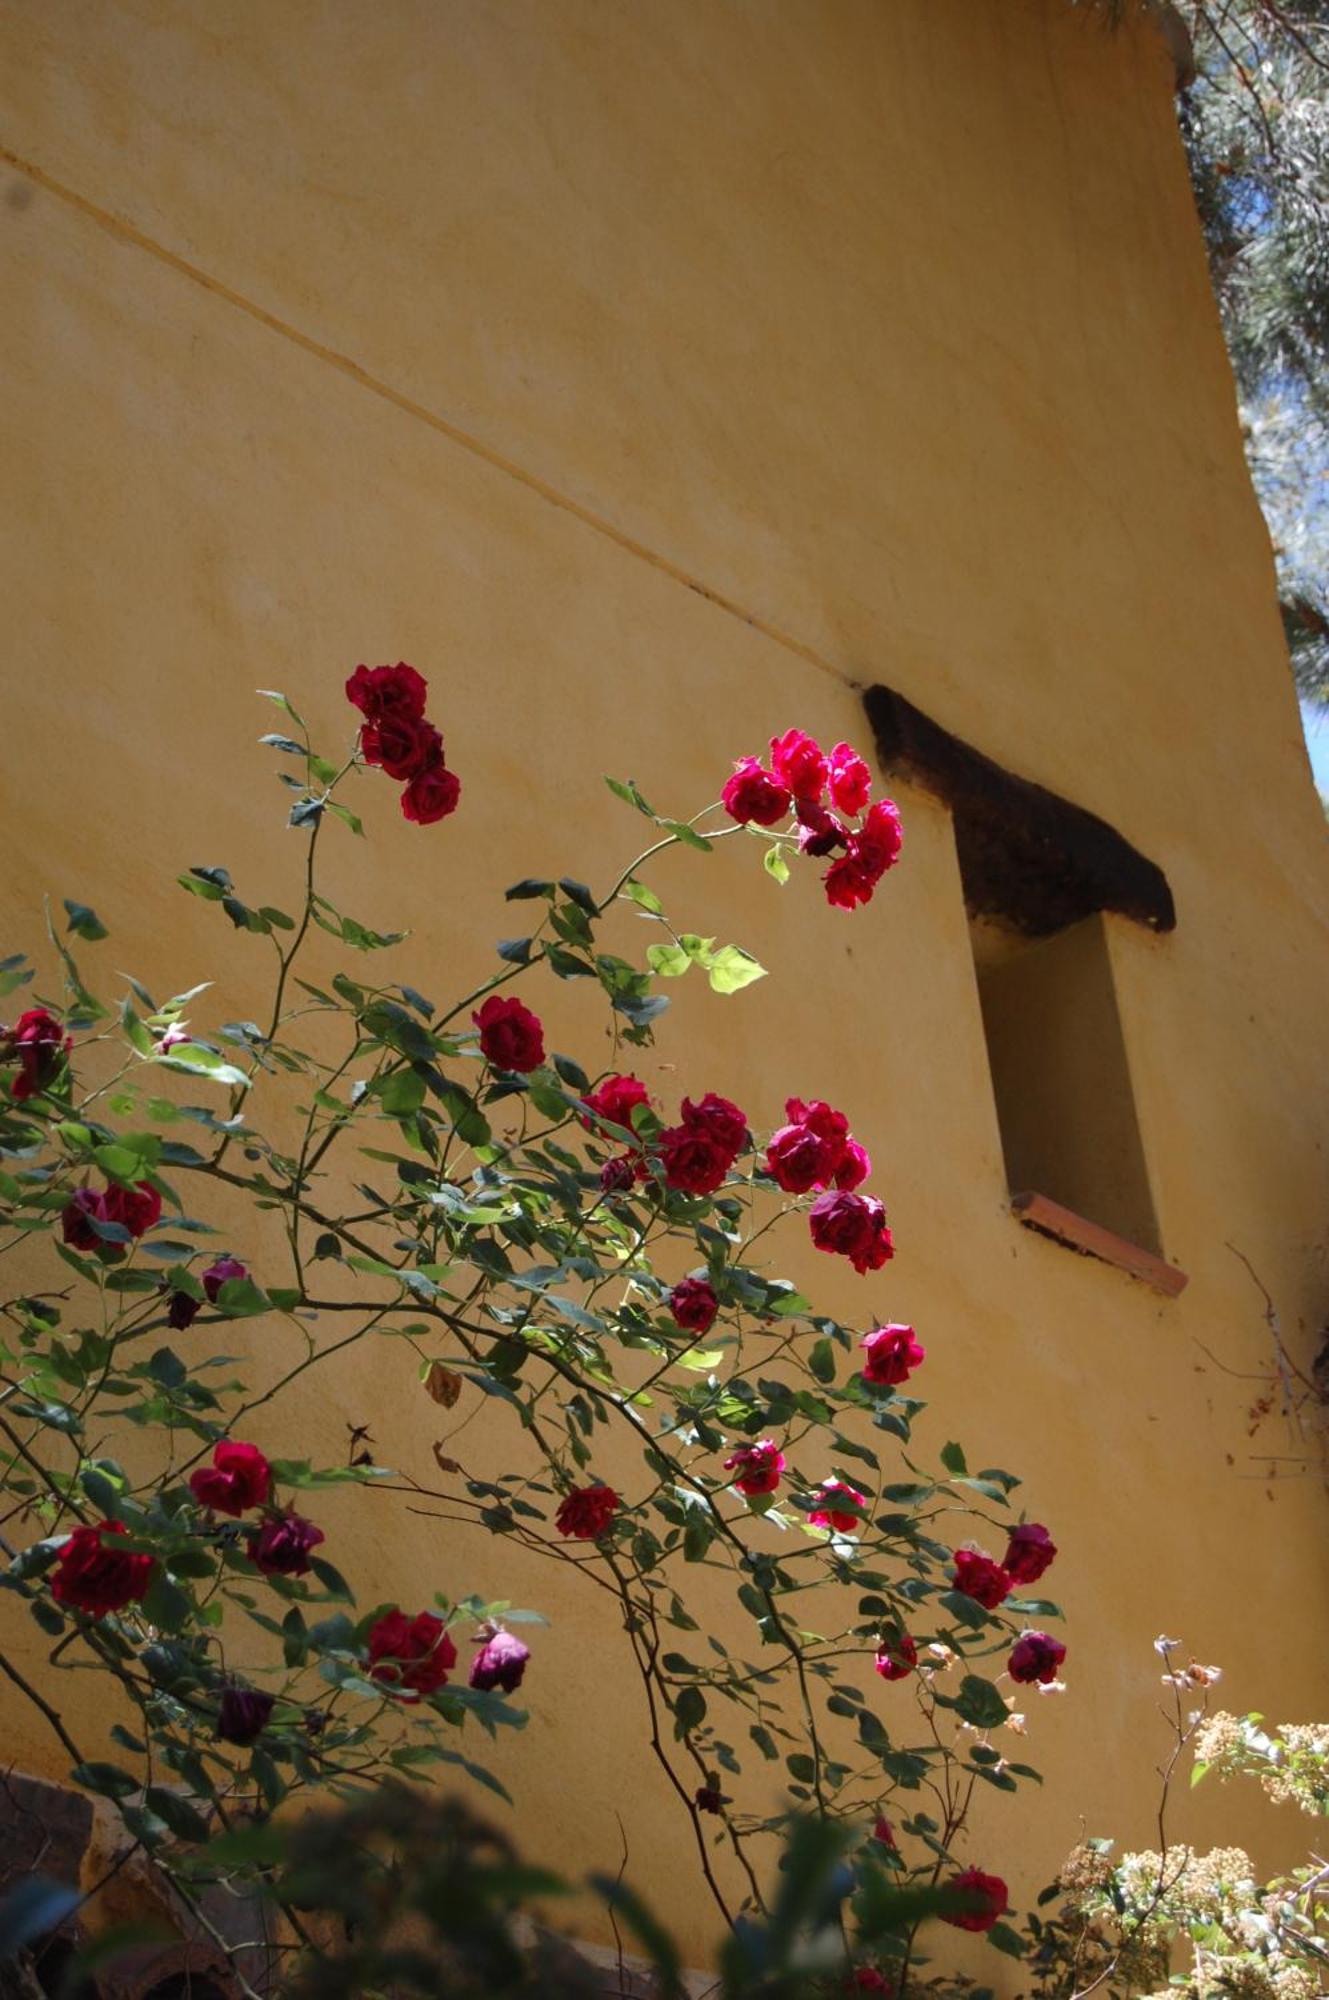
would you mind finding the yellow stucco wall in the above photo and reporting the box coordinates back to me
[3,0,1329,1971]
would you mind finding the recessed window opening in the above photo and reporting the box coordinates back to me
[969,910,1160,1253]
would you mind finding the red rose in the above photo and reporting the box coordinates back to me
[101,1182,162,1239]
[951,1550,1013,1611]
[872,1816,896,1849]
[874,1631,918,1681]
[217,1686,274,1745]
[723,1438,785,1497]
[599,1155,637,1193]
[828,742,872,817]
[247,1511,325,1577]
[50,1521,155,1619]
[681,1093,748,1155]
[943,1868,1008,1933]
[61,1189,107,1254]
[809,1480,867,1534]
[368,1609,457,1699]
[722,757,790,827]
[769,729,828,803]
[6,1008,69,1102]
[167,1287,200,1331]
[1003,1521,1057,1585]
[469,1627,530,1693]
[189,1441,271,1518]
[361,715,442,780]
[582,1073,650,1134]
[555,1484,620,1540]
[861,1324,925,1388]
[474,995,545,1072]
[345,662,428,723]
[765,1123,828,1194]
[669,1278,719,1333]
[835,1139,871,1189]
[659,1124,732,1196]
[823,852,877,911]
[1008,1631,1066,1685]
[400,755,461,825]
[203,1256,248,1302]
[856,799,903,878]
[809,1190,893,1274]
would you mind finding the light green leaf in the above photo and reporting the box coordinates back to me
[706,944,767,996]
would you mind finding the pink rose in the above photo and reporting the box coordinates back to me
[828,742,872,816]
[769,729,828,803]
[874,1632,917,1681]
[203,1256,248,1302]
[809,1480,867,1534]
[723,1438,785,1497]
[861,1324,924,1387]
[469,1627,530,1693]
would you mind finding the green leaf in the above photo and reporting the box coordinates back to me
[257,689,304,726]
[64,899,108,942]
[809,1338,836,1384]
[259,733,304,755]
[156,1044,250,1090]
[955,1674,1011,1729]
[706,944,767,995]
[763,845,790,885]
[940,1439,968,1477]
[662,820,712,851]
[377,1068,426,1117]
[620,877,663,915]
[72,1762,139,1800]
[215,1276,272,1318]
[144,1787,211,1844]
[645,943,692,978]
[986,1921,1026,1957]
[673,1684,706,1734]
[505,878,555,901]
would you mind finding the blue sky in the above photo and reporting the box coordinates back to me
[1302,700,1329,793]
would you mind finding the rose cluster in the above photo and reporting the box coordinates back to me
[721,728,902,910]
[346,662,460,825]
[62,1179,161,1259]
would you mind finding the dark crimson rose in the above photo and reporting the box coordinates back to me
[247,1511,325,1577]
[943,1868,1008,1933]
[345,661,428,723]
[723,1438,785,1496]
[217,1686,274,1745]
[681,1093,748,1156]
[836,1141,871,1191]
[581,1073,650,1133]
[828,742,872,817]
[599,1155,637,1194]
[167,1287,200,1331]
[658,1123,732,1197]
[861,1324,925,1388]
[61,1188,106,1254]
[190,1441,271,1518]
[694,1786,724,1814]
[872,1815,896,1849]
[555,1483,619,1540]
[795,801,847,857]
[766,1122,831,1194]
[1008,1631,1066,1686]
[474,995,545,1072]
[849,1971,891,1993]
[722,756,791,827]
[874,1631,918,1681]
[809,1190,893,1274]
[769,729,828,803]
[361,714,442,781]
[469,1628,530,1693]
[1003,1521,1057,1585]
[669,1278,719,1334]
[368,1609,457,1699]
[400,756,461,825]
[50,1520,155,1619]
[101,1181,162,1239]
[6,1008,69,1101]
[951,1550,1013,1611]
[202,1256,248,1303]
[809,1480,867,1534]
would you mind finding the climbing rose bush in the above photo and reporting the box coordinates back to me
[0,671,1064,1992]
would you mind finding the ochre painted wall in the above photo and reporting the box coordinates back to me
[2,0,1328,1971]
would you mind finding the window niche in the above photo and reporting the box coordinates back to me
[862,682,1186,1295]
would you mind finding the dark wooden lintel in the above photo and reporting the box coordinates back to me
[862,683,1175,937]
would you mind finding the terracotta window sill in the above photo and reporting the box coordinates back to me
[1010,1191,1188,1298]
